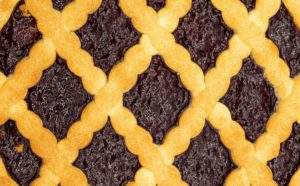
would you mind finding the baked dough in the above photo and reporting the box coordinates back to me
[0,0,299,185]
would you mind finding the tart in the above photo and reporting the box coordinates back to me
[0,0,300,185]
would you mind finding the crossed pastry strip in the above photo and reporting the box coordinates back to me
[0,0,105,185]
[115,0,300,185]
[210,0,300,185]
[0,0,300,186]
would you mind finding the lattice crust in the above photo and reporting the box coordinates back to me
[210,1,300,185]
[0,0,300,185]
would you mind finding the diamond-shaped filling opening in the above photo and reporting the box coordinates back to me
[0,0,41,76]
[124,55,190,144]
[25,56,93,141]
[173,0,233,73]
[147,0,165,11]
[220,56,277,143]
[0,120,41,185]
[76,0,141,75]
[52,0,73,11]
[267,4,300,78]
[74,121,140,185]
[174,121,236,185]
[268,123,300,185]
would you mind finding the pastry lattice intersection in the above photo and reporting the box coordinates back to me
[0,0,300,185]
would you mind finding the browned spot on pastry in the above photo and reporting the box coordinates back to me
[74,121,140,186]
[173,0,233,73]
[76,0,140,75]
[25,56,92,140]
[124,55,190,144]
[174,121,236,186]
[268,123,300,186]
[267,4,300,78]
[220,57,277,143]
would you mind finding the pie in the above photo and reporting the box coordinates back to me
[0,0,300,185]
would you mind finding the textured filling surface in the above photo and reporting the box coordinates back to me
[74,121,140,186]
[0,121,41,186]
[220,57,277,142]
[76,0,140,75]
[173,0,233,73]
[124,55,190,144]
[0,2,41,185]
[26,57,93,140]
[266,5,300,184]
[0,0,41,76]
[267,5,300,78]
[268,123,300,186]
[1,0,300,185]
[147,0,165,11]
[174,121,236,186]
